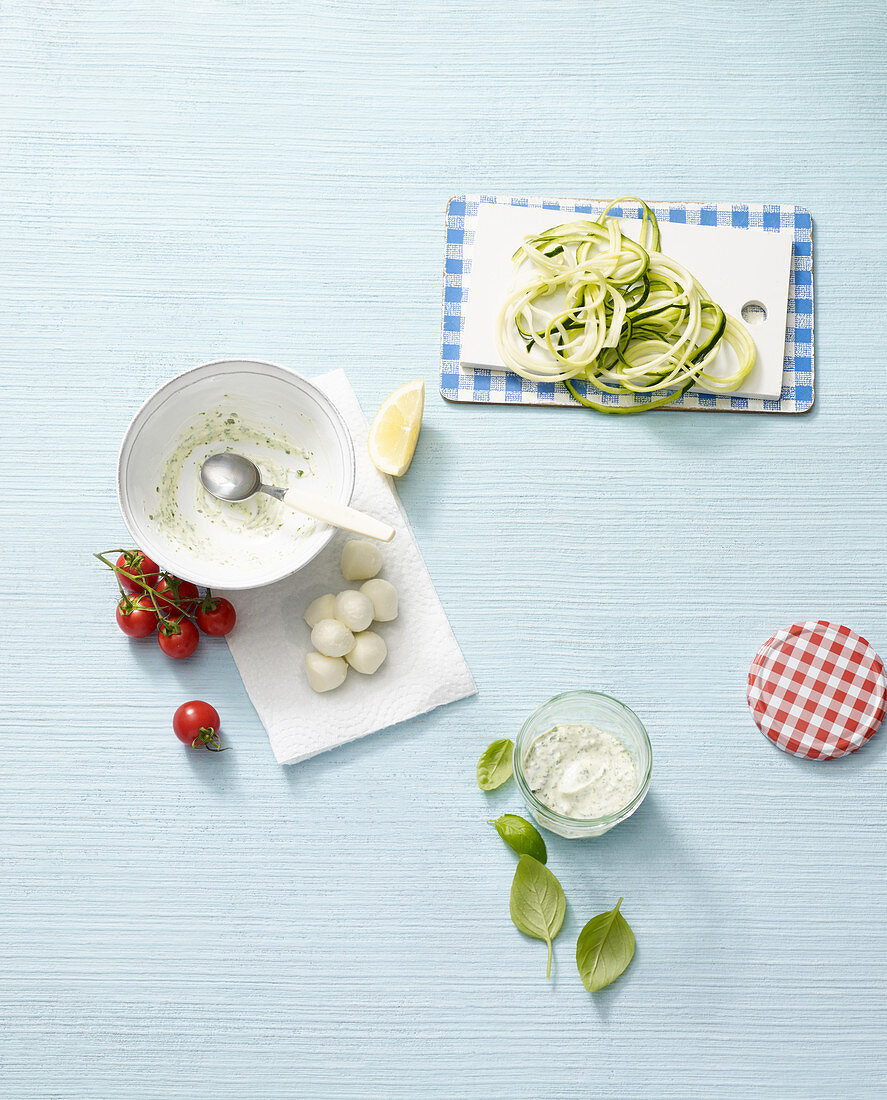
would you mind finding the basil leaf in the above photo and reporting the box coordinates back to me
[576,898,635,992]
[476,739,514,790]
[488,813,547,864]
[509,854,566,979]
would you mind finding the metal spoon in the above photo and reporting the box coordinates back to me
[199,452,395,542]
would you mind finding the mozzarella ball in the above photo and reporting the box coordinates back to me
[305,651,347,693]
[334,590,374,633]
[359,578,398,622]
[345,631,387,675]
[311,618,355,658]
[341,539,383,582]
[304,593,336,628]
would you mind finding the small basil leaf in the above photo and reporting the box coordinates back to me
[509,854,566,979]
[488,814,547,864]
[476,739,514,790]
[576,898,635,992]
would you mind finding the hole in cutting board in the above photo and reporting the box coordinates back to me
[741,300,768,325]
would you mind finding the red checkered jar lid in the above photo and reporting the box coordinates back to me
[747,621,887,760]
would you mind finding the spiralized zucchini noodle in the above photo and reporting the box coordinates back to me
[494,197,755,413]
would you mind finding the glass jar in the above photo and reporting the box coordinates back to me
[513,690,653,839]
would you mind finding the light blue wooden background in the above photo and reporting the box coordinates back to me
[2,2,885,1097]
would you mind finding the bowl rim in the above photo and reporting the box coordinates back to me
[116,358,356,590]
[512,689,653,829]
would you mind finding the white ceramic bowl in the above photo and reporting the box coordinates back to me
[117,359,355,590]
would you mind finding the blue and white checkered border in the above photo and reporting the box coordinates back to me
[440,195,814,413]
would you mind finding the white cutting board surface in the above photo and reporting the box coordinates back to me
[460,202,795,400]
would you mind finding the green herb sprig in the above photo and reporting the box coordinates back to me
[488,813,547,864]
[576,898,635,992]
[476,739,514,790]
[509,855,566,979]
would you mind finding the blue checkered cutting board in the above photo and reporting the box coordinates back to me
[440,195,814,413]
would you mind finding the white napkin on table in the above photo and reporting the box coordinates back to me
[223,369,476,765]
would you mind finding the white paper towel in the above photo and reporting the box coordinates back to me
[222,369,476,764]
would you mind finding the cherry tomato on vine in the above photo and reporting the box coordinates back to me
[155,576,200,616]
[173,700,226,751]
[116,595,159,638]
[116,550,160,595]
[196,597,236,636]
[158,618,200,659]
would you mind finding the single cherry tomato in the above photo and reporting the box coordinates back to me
[116,595,159,638]
[155,575,201,616]
[116,550,160,595]
[196,597,236,636]
[173,700,226,751]
[157,618,200,659]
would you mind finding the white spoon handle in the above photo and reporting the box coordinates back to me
[279,486,395,542]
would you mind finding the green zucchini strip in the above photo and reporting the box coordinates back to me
[495,197,756,412]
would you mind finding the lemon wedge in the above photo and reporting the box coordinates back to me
[367,379,425,476]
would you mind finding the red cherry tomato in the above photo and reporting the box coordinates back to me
[155,576,200,616]
[196,597,236,636]
[116,551,160,595]
[158,618,200,659]
[116,595,159,638]
[173,700,226,751]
